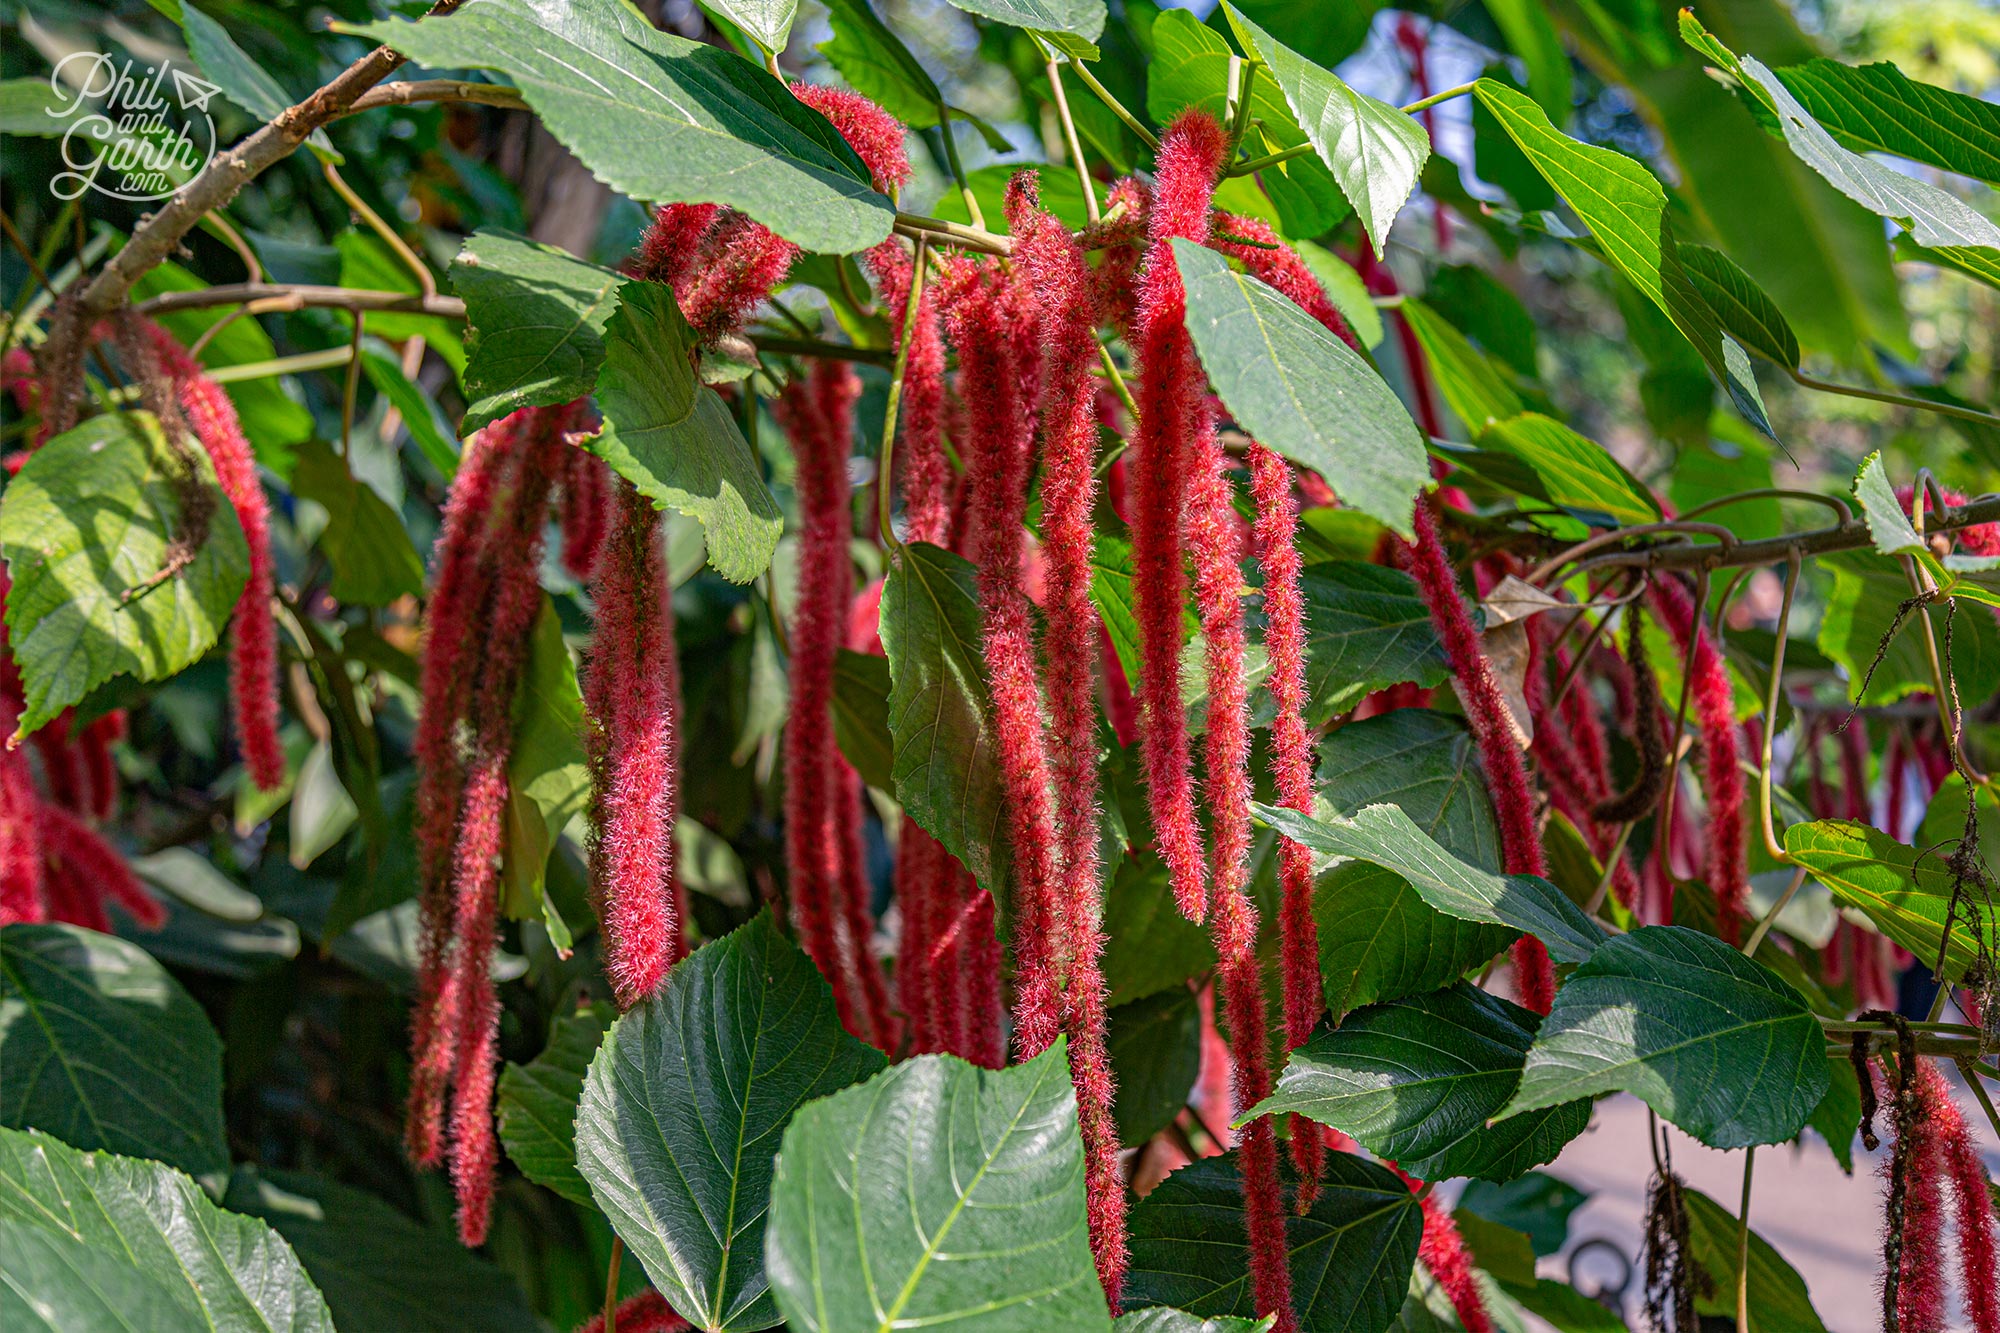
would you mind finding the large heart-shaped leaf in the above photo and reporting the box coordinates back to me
[1114,1312,1271,1333]
[1123,1151,1421,1333]
[0,924,228,1177]
[1499,926,1828,1149]
[589,281,782,584]
[576,912,886,1331]
[496,1004,614,1208]
[0,412,249,736]
[1249,983,1590,1183]
[1254,802,1605,964]
[766,1041,1110,1332]
[881,541,1011,893]
[0,1127,335,1332]
[1174,239,1427,537]
[1783,818,1997,984]
[1222,5,1430,250]
[1317,711,1501,871]
[1314,861,1517,1021]
[452,229,623,435]
[222,1170,543,1333]
[1296,561,1449,724]
[347,0,892,254]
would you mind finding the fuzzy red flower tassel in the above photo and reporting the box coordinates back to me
[147,326,284,791]
[1401,493,1555,1012]
[1649,574,1748,944]
[584,479,683,1009]
[1419,1194,1494,1333]
[573,1289,692,1333]
[1131,110,1228,925]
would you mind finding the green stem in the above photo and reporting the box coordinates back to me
[1042,46,1100,225]
[936,106,986,230]
[1741,865,1806,956]
[1789,368,2000,429]
[1735,1149,1755,1333]
[877,235,929,551]
[1227,141,1315,177]
[1066,57,1158,150]
[1758,549,1800,864]
[1400,82,1477,115]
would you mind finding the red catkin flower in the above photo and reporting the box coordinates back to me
[1649,574,1748,944]
[1419,1193,1494,1333]
[866,242,949,545]
[1401,494,1555,1012]
[1899,484,2000,558]
[1212,214,1359,353]
[1248,443,1326,1198]
[1131,110,1227,925]
[939,253,1069,1057]
[1885,1057,2000,1333]
[788,83,912,196]
[1007,172,1127,1303]
[559,448,612,582]
[776,360,891,1047]
[572,1289,692,1333]
[148,325,284,792]
[35,799,166,932]
[834,757,897,1047]
[584,479,683,1009]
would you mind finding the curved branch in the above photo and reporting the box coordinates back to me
[1570,493,2000,577]
[344,80,529,115]
[132,283,467,319]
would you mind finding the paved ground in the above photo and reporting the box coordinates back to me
[1521,1075,1999,1332]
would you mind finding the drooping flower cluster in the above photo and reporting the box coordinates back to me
[1649,574,1748,943]
[1876,1055,2000,1333]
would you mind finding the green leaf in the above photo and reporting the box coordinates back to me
[500,597,590,929]
[1295,562,1450,724]
[0,1127,335,1332]
[589,281,782,584]
[1469,78,1770,438]
[1399,298,1525,432]
[831,648,895,792]
[1783,818,1997,984]
[288,438,425,606]
[0,412,249,737]
[1773,58,2000,187]
[1317,711,1501,870]
[1124,1151,1422,1333]
[1852,451,1932,563]
[452,229,623,436]
[766,1040,1111,1332]
[1681,18,2000,255]
[1807,1054,1861,1174]
[0,1214,209,1332]
[1426,265,1541,381]
[1295,242,1384,350]
[881,542,1011,893]
[1456,1172,1586,1258]
[578,913,886,1330]
[1683,1187,1829,1333]
[1103,856,1218,1006]
[1254,802,1606,965]
[333,233,465,372]
[179,3,338,158]
[706,0,799,56]
[356,341,460,478]
[1679,245,1800,369]
[1817,552,2000,706]
[940,0,1106,42]
[1313,860,1517,1021]
[1499,925,1828,1149]
[0,78,88,136]
[1899,232,2000,292]
[1173,239,1427,537]
[1223,5,1430,250]
[496,1004,613,1208]
[1468,413,1662,525]
[1483,0,1571,122]
[0,923,229,1177]
[1114,1312,1272,1333]
[818,0,944,129]
[346,0,893,254]
[1106,987,1202,1147]
[222,1170,543,1333]
[1252,983,1590,1183]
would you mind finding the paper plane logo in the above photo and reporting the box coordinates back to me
[46,51,219,203]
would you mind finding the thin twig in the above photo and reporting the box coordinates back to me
[133,282,465,319]
[1066,57,1157,149]
[345,79,528,115]
[877,234,928,549]
[1790,367,2000,429]
[1042,48,1100,225]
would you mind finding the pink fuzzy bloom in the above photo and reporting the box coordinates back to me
[1419,1194,1494,1333]
[35,799,164,929]
[0,748,44,925]
[1899,483,2000,558]
[866,241,949,546]
[560,449,612,581]
[584,480,682,1008]
[1213,214,1359,353]
[1087,177,1151,338]
[835,759,898,1047]
[1247,444,1326,1198]
[1131,111,1227,925]
[80,712,124,821]
[788,83,912,195]
[1940,1093,2000,1332]
[149,325,284,792]
[572,1289,692,1333]
[633,203,722,290]
[679,215,799,348]
[1881,1058,1950,1333]
[1401,493,1555,1011]
[1649,575,1748,944]
[939,252,1070,1059]
[895,823,944,1052]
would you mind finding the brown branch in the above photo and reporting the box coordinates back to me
[131,282,467,319]
[343,80,529,115]
[1570,493,2000,577]
[58,0,467,330]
